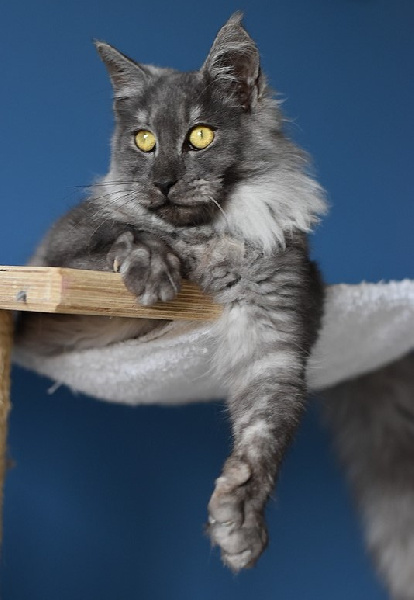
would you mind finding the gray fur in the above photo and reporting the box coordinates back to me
[323,353,414,599]
[17,14,326,570]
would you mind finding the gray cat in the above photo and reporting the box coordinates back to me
[18,13,326,570]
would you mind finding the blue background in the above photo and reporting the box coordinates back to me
[1,1,413,598]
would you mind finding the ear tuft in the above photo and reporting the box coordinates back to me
[201,13,262,110]
[94,40,148,99]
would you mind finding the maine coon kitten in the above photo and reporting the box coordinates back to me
[18,14,326,570]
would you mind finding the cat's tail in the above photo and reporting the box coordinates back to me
[322,352,414,600]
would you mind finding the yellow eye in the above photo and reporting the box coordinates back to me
[134,130,156,152]
[188,125,215,150]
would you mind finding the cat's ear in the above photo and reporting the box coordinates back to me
[201,13,263,111]
[94,41,149,99]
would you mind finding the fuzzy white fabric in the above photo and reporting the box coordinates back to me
[13,280,414,405]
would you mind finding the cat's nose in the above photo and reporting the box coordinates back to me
[154,179,178,197]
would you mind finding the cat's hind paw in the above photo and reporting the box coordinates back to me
[107,231,181,306]
[207,457,268,571]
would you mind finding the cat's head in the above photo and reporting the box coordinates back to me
[95,13,282,227]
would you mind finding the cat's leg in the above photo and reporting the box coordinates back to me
[31,201,182,304]
[190,237,324,571]
[18,208,182,354]
[207,301,309,570]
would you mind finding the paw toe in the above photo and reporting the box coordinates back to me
[159,284,178,302]
[139,290,158,306]
[222,549,253,572]
[208,495,243,527]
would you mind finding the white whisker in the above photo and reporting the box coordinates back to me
[208,196,229,224]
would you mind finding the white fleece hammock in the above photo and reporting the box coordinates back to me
[13,280,414,404]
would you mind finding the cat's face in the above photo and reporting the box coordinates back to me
[109,70,245,226]
[96,14,279,227]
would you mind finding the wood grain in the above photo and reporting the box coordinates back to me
[0,266,222,321]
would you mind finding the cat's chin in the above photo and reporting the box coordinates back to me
[152,202,216,227]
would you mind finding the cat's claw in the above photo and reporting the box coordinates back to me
[112,258,120,273]
[207,457,268,571]
[107,231,181,305]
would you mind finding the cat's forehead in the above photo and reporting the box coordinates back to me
[131,71,206,126]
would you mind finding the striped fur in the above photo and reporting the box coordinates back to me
[190,234,324,569]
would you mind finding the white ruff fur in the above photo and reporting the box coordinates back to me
[218,172,327,252]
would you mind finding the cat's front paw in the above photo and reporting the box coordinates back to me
[190,237,244,294]
[107,231,181,305]
[207,457,268,571]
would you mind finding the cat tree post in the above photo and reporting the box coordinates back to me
[0,309,13,541]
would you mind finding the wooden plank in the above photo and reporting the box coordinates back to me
[0,266,222,321]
